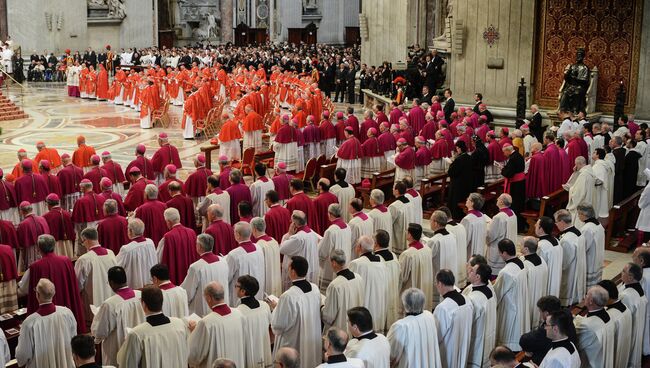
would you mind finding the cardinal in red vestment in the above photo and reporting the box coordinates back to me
[158,165,185,203]
[97,201,129,254]
[124,167,154,212]
[82,155,108,194]
[312,179,339,235]
[204,204,237,255]
[184,154,212,204]
[134,184,168,246]
[72,135,96,169]
[159,208,198,285]
[97,178,125,216]
[526,143,547,199]
[263,190,291,242]
[166,181,196,230]
[151,132,182,183]
[125,144,155,180]
[14,159,49,209]
[39,160,62,199]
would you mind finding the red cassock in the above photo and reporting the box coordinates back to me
[458,134,475,153]
[362,138,382,158]
[184,168,213,198]
[487,141,505,163]
[557,147,571,184]
[96,66,109,100]
[125,156,155,180]
[57,164,83,196]
[225,183,252,224]
[124,177,153,212]
[98,191,126,217]
[83,167,108,194]
[345,115,360,139]
[567,138,584,166]
[285,193,318,229]
[420,121,438,141]
[335,121,346,142]
[72,192,105,223]
[303,124,321,146]
[398,131,415,147]
[264,204,291,243]
[0,180,17,211]
[272,174,292,202]
[312,192,338,235]
[389,109,403,126]
[17,215,49,248]
[441,130,454,155]
[359,119,379,144]
[219,167,232,191]
[42,207,75,243]
[26,253,86,333]
[96,213,129,253]
[0,244,17,282]
[476,124,490,143]
[499,137,513,149]
[337,137,362,160]
[41,173,62,198]
[319,120,336,140]
[166,194,196,230]
[395,147,416,170]
[151,145,183,176]
[526,152,547,198]
[415,146,432,166]
[158,178,185,203]
[135,200,168,246]
[407,106,426,135]
[0,220,18,248]
[204,219,236,255]
[160,224,198,285]
[378,132,396,153]
[101,160,126,186]
[430,139,450,159]
[543,143,563,193]
[14,172,49,204]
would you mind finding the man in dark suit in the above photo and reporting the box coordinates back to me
[334,63,347,103]
[421,86,433,105]
[501,143,527,231]
[430,50,445,89]
[610,135,626,204]
[443,88,455,123]
[472,93,483,113]
[447,140,473,220]
[529,104,544,142]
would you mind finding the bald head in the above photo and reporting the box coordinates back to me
[207,204,224,221]
[36,278,55,303]
[204,281,225,304]
[275,347,300,368]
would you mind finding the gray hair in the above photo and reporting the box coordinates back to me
[370,189,385,205]
[37,234,56,254]
[163,207,180,223]
[291,210,307,226]
[212,359,236,368]
[250,217,266,233]
[197,233,214,252]
[208,204,224,219]
[234,221,252,240]
[401,288,426,314]
[229,169,242,184]
[577,205,596,219]
[613,136,623,146]
[103,199,117,215]
[204,281,225,302]
[328,203,342,218]
[325,327,349,354]
[80,227,98,241]
[36,278,55,301]
[128,218,145,236]
[145,184,159,200]
[499,193,512,207]
[522,236,538,253]
[468,193,485,211]
[588,285,609,307]
[80,181,93,191]
[358,235,374,252]
[330,249,347,266]
[275,347,300,368]
[19,203,33,213]
[431,210,448,227]
[553,209,572,225]
[575,156,586,166]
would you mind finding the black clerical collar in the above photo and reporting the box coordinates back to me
[292,279,312,293]
[376,249,394,261]
[626,282,645,296]
[361,252,381,262]
[434,228,449,236]
[336,180,349,188]
[240,296,260,309]
[442,290,466,306]
[78,364,102,368]
[559,226,581,237]
[539,234,559,246]
[524,253,542,266]
[146,312,170,326]
[405,311,422,316]
[447,220,458,226]
[608,300,627,313]
[357,331,377,340]
[396,195,410,204]
[551,338,576,354]
[587,308,610,323]
[472,284,493,299]
[506,257,524,269]
[337,269,355,280]
[326,354,347,363]
[584,218,600,226]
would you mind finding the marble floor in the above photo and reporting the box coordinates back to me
[0,82,634,280]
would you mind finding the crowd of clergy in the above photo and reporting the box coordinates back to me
[0,56,649,367]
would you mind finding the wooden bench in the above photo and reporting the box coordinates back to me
[419,173,448,218]
[605,188,644,252]
[520,189,569,236]
[357,168,396,208]
[457,179,505,216]
[318,163,337,184]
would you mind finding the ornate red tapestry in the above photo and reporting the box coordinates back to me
[533,0,643,113]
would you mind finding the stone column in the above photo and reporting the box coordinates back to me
[0,0,6,41]
[221,0,233,43]
[634,3,650,120]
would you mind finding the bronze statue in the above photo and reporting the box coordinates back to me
[559,48,590,114]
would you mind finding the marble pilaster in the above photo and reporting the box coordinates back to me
[634,4,650,120]
[222,0,233,43]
